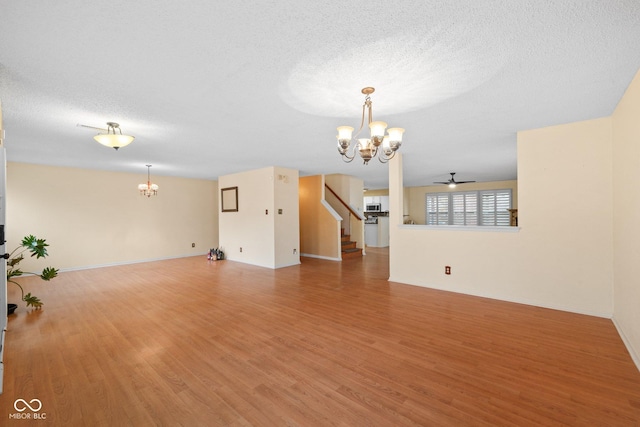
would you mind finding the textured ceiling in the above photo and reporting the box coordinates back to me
[1,0,639,189]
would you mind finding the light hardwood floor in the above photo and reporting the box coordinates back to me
[2,248,640,426]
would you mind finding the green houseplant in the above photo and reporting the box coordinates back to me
[6,235,59,309]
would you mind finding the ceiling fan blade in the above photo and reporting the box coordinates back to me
[455,180,476,184]
[433,181,450,184]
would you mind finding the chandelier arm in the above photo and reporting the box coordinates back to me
[341,144,357,162]
[341,154,355,163]
[351,102,368,140]
[378,150,395,163]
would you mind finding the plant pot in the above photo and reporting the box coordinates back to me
[7,304,17,315]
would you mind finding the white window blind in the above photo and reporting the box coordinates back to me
[426,193,449,225]
[480,190,511,226]
[425,189,512,226]
[452,191,477,225]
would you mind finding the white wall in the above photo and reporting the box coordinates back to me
[7,162,218,271]
[612,69,640,367]
[274,168,300,268]
[218,166,300,269]
[389,116,614,317]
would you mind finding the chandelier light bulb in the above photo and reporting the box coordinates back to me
[337,126,354,142]
[357,139,374,164]
[368,121,387,145]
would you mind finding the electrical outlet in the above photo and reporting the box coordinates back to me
[445,266,451,275]
[240,247,243,253]
[192,243,195,248]
[293,248,297,254]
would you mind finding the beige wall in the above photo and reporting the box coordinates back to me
[405,180,518,225]
[325,174,365,249]
[364,189,388,197]
[389,116,614,318]
[348,175,365,251]
[218,166,300,269]
[325,174,353,235]
[299,175,340,260]
[7,162,218,271]
[612,69,640,367]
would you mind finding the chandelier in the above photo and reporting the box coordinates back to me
[336,87,404,164]
[138,165,159,197]
[93,122,135,150]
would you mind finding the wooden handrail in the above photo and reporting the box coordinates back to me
[325,184,362,221]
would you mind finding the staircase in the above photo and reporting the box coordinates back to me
[341,229,362,259]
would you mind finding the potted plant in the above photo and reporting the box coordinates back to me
[6,235,59,311]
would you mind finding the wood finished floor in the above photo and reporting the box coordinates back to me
[2,248,640,426]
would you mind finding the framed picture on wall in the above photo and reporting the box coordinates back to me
[221,186,238,212]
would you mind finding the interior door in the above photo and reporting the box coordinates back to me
[0,99,7,393]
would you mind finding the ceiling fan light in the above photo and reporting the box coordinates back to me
[449,183,456,188]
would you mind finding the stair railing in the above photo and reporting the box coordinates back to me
[324,184,362,221]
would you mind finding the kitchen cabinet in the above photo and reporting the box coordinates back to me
[365,216,389,247]
[364,196,379,204]
[380,196,389,212]
[364,195,389,212]
[365,223,378,246]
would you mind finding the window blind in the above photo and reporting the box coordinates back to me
[425,189,512,226]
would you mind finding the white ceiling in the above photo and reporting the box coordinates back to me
[1,1,639,189]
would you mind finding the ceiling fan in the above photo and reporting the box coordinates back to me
[434,172,476,188]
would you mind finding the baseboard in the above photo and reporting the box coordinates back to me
[612,317,640,372]
[274,261,302,269]
[387,276,614,319]
[58,253,201,273]
[300,253,341,262]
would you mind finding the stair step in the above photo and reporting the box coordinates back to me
[342,247,363,259]
[341,241,356,250]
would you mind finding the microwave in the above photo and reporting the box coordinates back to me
[366,203,381,212]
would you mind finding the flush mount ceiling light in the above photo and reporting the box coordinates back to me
[138,164,159,197]
[336,87,404,165]
[80,122,134,150]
